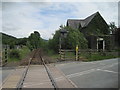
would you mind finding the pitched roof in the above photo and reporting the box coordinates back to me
[83,12,98,27]
[67,12,99,28]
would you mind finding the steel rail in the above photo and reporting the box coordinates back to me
[17,49,58,89]
[16,58,31,90]
[16,50,38,90]
[39,51,58,89]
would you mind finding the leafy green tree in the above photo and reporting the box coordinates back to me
[17,38,28,45]
[26,41,33,51]
[115,28,120,47]
[1,33,18,49]
[48,26,88,52]
[48,30,60,53]
[64,27,88,49]
[109,22,117,34]
[27,31,41,50]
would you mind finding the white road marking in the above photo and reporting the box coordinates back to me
[100,63,118,69]
[67,69,96,78]
[57,62,77,66]
[97,69,118,74]
[66,62,118,78]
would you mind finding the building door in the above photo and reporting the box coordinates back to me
[98,41,103,49]
[97,38,105,50]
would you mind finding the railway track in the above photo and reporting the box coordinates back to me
[2,49,76,89]
[17,49,58,89]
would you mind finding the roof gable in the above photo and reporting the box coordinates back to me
[83,12,98,27]
[67,12,101,28]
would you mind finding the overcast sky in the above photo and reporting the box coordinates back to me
[1,0,119,40]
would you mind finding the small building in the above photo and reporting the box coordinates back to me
[66,12,115,50]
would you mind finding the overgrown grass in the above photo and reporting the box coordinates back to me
[47,50,118,62]
[47,51,75,59]
[8,49,20,62]
[79,52,118,62]
[19,46,30,59]
[7,46,30,62]
[45,50,59,59]
[65,52,75,57]
[8,57,20,62]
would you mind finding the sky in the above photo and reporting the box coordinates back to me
[0,0,119,40]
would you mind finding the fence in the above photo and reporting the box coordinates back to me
[59,49,119,61]
[59,49,79,61]
[2,45,9,66]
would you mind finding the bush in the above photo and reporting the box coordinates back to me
[48,26,88,53]
[9,50,21,59]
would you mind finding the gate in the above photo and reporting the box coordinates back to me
[59,49,80,61]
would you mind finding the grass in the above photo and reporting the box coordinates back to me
[19,46,30,59]
[7,46,30,62]
[48,51,75,59]
[8,58,20,62]
[65,52,75,57]
[79,52,118,62]
[50,54,59,59]
[46,50,59,59]
[47,50,118,62]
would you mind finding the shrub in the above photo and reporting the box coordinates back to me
[9,49,20,59]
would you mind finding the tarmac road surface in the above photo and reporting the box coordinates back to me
[56,58,119,88]
[2,67,16,82]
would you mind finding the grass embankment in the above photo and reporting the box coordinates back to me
[48,51,75,57]
[48,51,119,62]
[8,46,30,62]
[79,52,118,62]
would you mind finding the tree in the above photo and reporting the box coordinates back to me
[115,28,120,47]
[48,30,60,52]
[16,38,28,46]
[2,33,18,49]
[64,26,88,49]
[48,26,88,52]
[109,22,117,34]
[27,31,41,50]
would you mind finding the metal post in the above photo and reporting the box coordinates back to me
[59,28,68,60]
[76,45,78,61]
[59,34,62,60]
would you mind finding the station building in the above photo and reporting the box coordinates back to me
[66,12,116,50]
